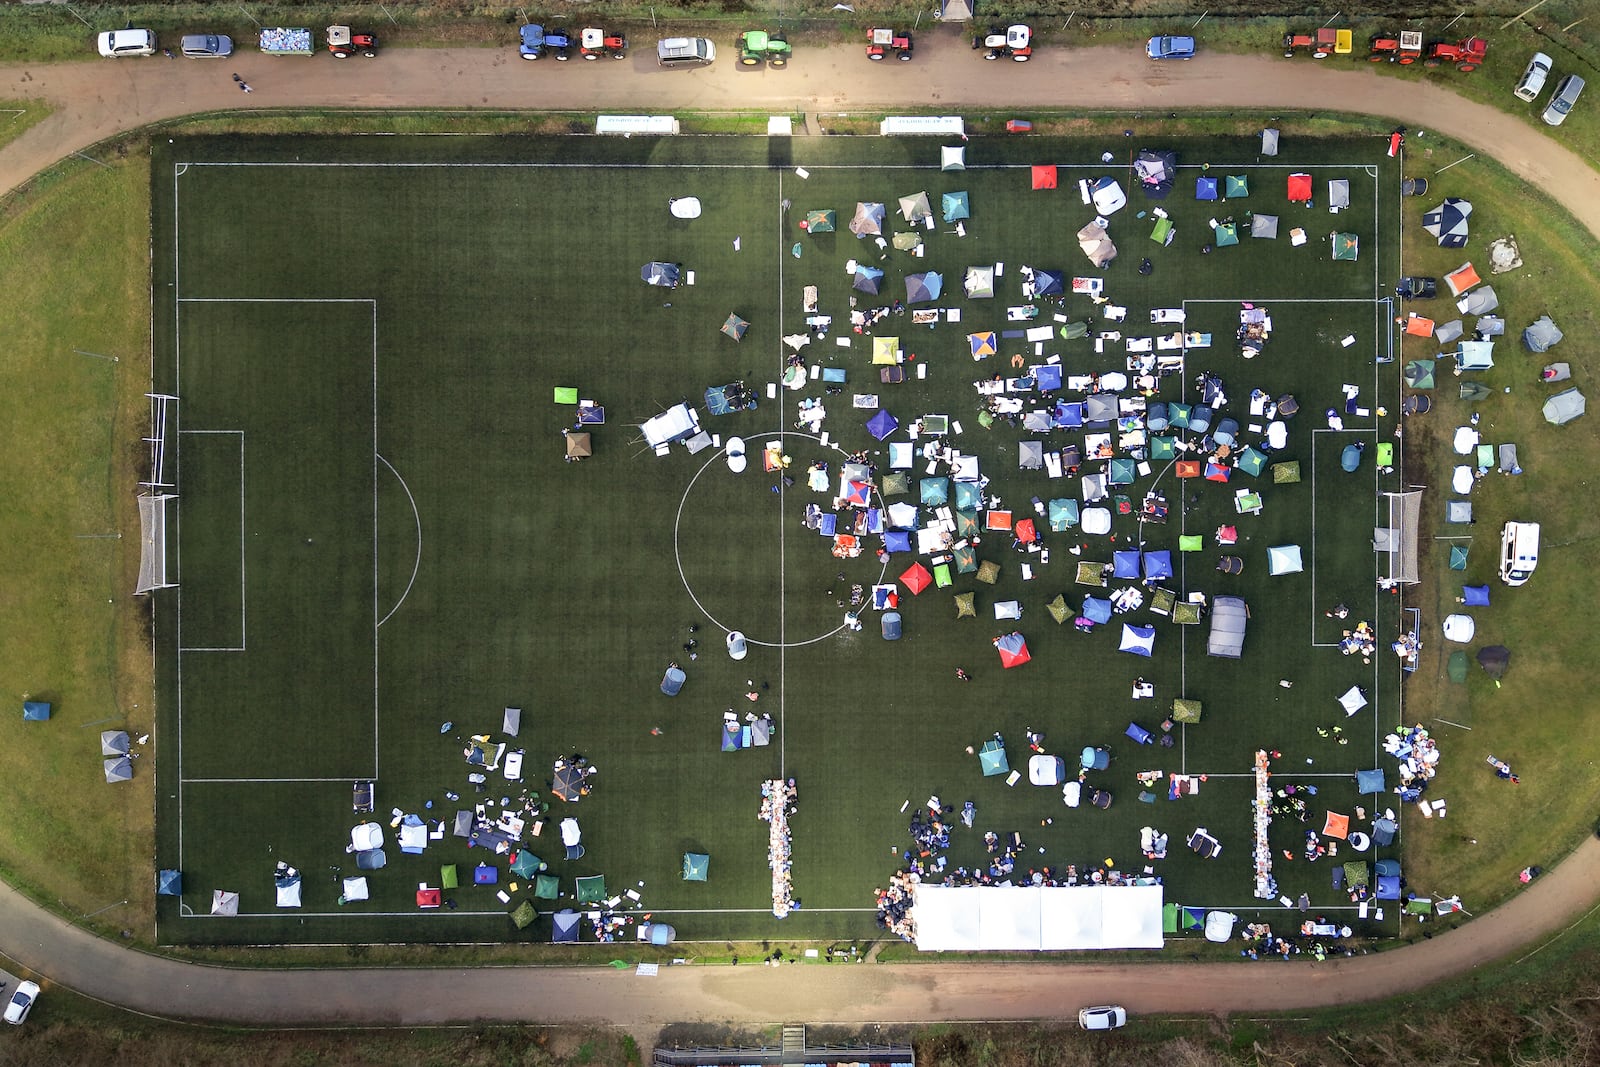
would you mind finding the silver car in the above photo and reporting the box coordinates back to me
[1542,75,1584,126]
[181,34,234,58]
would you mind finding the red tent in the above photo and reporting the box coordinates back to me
[1204,462,1231,483]
[900,562,932,595]
[1015,518,1038,544]
[1031,165,1058,190]
[995,631,1031,668]
[416,887,442,909]
[986,510,1014,531]
[1287,173,1313,202]
[1175,460,1203,479]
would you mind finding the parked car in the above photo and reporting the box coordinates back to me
[1146,35,1195,60]
[97,29,157,57]
[1543,74,1584,126]
[3,981,39,1025]
[1395,276,1437,300]
[180,34,233,58]
[657,36,716,67]
[1079,1005,1127,1031]
[1514,52,1552,102]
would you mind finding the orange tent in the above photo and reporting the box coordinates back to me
[1403,314,1435,338]
[1445,261,1481,297]
[986,510,1014,531]
[1031,165,1058,190]
[1322,811,1350,840]
[1175,460,1203,479]
[1015,518,1038,543]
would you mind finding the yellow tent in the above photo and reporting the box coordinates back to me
[872,336,902,365]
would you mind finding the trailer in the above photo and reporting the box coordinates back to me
[259,27,315,56]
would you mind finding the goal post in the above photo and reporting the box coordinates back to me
[144,393,178,489]
[136,493,177,595]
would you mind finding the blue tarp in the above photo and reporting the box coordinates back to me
[1463,585,1490,606]
[22,701,49,721]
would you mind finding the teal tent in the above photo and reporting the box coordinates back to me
[920,477,950,506]
[956,509,980,537]
[1214,221,1239,247]
[1048,498,1079,531]
[942,190,971,223]
[1333,232,1359,261]
[978,738,1009,776]
[682,852,709,881]
[1225,174,1249,198]
[1150,436,1177,460]
[1405,360,1435,389]
[1168,403,1192,429]
[954,482,983,511]
[804,209,836,233]
[509,851,544,878]
[535,873,561,898]
[22,701,49,721]
[1108,457,1136,485]
[1235,447,1266,477]
[575,874,606,903]
[1449,544,1468,570]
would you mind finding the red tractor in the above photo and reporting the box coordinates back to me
[866,27,914,62]
[325,25,378,58]
[1424,35,1488,72]
[1368,30,1423,64]
[1283,28,1351,58]
[579,28,627,60]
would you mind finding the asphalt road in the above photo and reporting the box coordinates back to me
[1,34,1599,1029]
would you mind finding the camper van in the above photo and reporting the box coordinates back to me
[1499,521,1540,586]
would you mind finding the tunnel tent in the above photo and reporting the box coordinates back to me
[1523,315,1563,352]
[1543,388,1586,425]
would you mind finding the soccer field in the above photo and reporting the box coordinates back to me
[151,131,1403,947]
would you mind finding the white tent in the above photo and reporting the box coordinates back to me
[1081,507,1112,535]
[941,145,965,171]
[1456,341,1495,372]
[963,265,995,299]
[349,822,384,852]
[1338,685,1369,715]
[913,884,1163,951]
[1442,614,1476,643]
[211,889,240,916]
[1091,178,1127,215]
[1267,544,1303,575]
[641,403,700,449]
[1118,624,1155,657]
[275,873,303,908]
[995,600,1022,620]
[340,876,369,902]
[898,191,933,224]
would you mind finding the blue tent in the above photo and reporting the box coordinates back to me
[905,272,943,303]
[941,190,971,223]
[1356,768,1386,795]
[552,909,581,943]
[1034,269,1065,297]
[1195,176,1219,201]
[852,264,884,295]
[1113,550,1142,579]
[1054,402,1084,429]
[1376,875,1402,901]
[1142,550,1173,581]
[1146,403,1169,431]
[1462,585,1490,606]
[1341,443,1364,472]
[1034,365,1062,391]
[660,666,686,696]
[1119,624,1156,657]
[1082,596,1113,624]
[1048,498,1079,531]
[954,482,983,511]
[881,611,903,640]
[920,477,949,506]
[157,869,182,896]
[22,701,49,721]
[884,531,912,553]
[704,383,753,416]
[978,738,1009,776]
[866,409,899,440]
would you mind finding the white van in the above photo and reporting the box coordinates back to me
[1499,521,1540,586]
[656,37,715,68]
[1514,53,1552,102]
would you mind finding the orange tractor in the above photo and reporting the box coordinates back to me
[1368,30,1423,64]
[1423,35,1488,72]
[1283,28,1352,58]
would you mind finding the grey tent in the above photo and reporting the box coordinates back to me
[1206,596,1248,659]
[1523,315,1564,352]
[1423,198,1473,247]
[1260,128,1280,156]
[1457,285,1499,315]
[751,716,772,744]
[103,756,132,782]
[852,264,884,295]
[1543,361,1572,382]
[453,810,474,838]
[848,201,886,237]
[1447,500,1473,524]
[641,262,682,288]
[1250,214,1279,239]
[1328,179,1350,212]
[1019,441,1044,470]
[1084,393,1118,424]
[1433,319,1464,345]
[100,730,130,756]
[1498,443,1521,474]
[897,190,933,224]
[1135,148,1178,198]
[1476,315,1506,338]
[1543,387,1586,425]
[1478,645,1511,679]
[502,706,521,736]
[904,272,943,303]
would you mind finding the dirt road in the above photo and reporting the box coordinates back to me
[2,34,1599,1028]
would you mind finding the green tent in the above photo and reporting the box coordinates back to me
[1172,601,1202,625]
[509,851,543,878]
[1163,902,1180,934]
[1108,457,1136,485]
[535,873,561,899]
[1075,561,1107,587]
[682,852,709,881]
[1460,381,1492,401]
[1405,360,1435,389]
[954,545,977,574]
[957,510,981,538]
[1448,544,1469,570]
[553,387,579,405]
[1406,898,1433,916]
[1213,221,1239,247]
[1179,534,1203,552]
[978,738,1009,776]
[1272,461,1301,484]
[954,592,976,619]
[441,864,459,890]
[1151,217,1173,245]
[881,471,910,496]
[1332,232,1359,261]
[933,562,953,588]
[804,209,836,233]
[1343,861,1369,888]
[1047,595,1070,624]
[1150,436,1177,461]
[1059,321,1089,340]
[1172,698,1203,723]
[1235,446,1266,477]
[510,900,537,930]
[1226,174,1249,198]
[1048,498,1079,531]
[976,560,1000,585]
[1447,650,1469,683]
[1150,588,1176,616]
[576,874,606,903]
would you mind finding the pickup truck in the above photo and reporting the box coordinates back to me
[259,27,314,55]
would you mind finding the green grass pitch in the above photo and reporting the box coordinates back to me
[151,132,1401,947]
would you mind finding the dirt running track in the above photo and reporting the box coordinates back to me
[3,35,1600,1028]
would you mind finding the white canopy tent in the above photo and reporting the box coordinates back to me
[912,884,1164,951]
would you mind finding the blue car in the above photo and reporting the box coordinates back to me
[1146,35,1196,60]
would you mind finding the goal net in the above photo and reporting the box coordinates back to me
[136,493,177,594]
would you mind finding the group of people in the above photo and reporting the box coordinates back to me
[1238,922,1357,963]
[760,778,797,917]
[1338,620,1378,662]
[1386,724,1443,803]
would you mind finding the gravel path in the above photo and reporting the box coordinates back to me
[1,33,1598,1028]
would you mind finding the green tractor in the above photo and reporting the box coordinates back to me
[739,29,790,68]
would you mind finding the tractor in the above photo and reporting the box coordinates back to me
[739,30,790,67]
[1424,36,1488,72]
[579,28,627,60]
[866,28,913,62]
[325,25,378,58]
[1283,28,1351,58]
[974,24,1034,62]
[1368,30,1423,64]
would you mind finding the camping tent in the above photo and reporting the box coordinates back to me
[1338,686,1369,715]
[1267,545,1304,575]
[564,431,592,459]
[157,869,182,896]
[1445,262,1482,297]
[660,666,686,696]
[1458,285,1499,315]
[1478,645,1511,679]
[1260,128,1280,155]
[1226,174,1249,198]
[920,477,949,505]
[275,869,302,908]
[1214,221,1239,247]
[963,265,995,299]
[804,208,836,233]
[969,331,997,358]
[1195,176,1219,201]
[1033,269,1065,297]
[1134,149,1178,199]
[510,900,537,930]
[1077,220,1118,267]
[866,409,899,440]
[979,738,1010,775]
[211,889,239,916]
[721,313,749,342]
[1286,173,1313,202]
[101,729,129,756]
[1328,179,1350,211]
[941,146,965,171]
[905,272,943,303]
[1119,624,1156,657]
[682,852,709,881]
[852,264,884,294]
[1524,315,1563,352]
[1332,233,1359,261]
[21,701,49,721]
[1019,442,1043,470]
[1090,178,1126,215]
[1207,596,1248,658]
[901,562,932,594]
[995,632,1031,669]
[1250,214,1279,239]
[942,190,971,222]
[1457,341,1495,372]
[103,756,132,782]
[552,909,581,943]
[1544,388,1586,425]
[1423,198,1472,247]
[640,261,682,288]
[898,190,933,224]
[1031,165,1057,190]
[848,201,886,237]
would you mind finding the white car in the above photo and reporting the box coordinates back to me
[1513,52,1552,102]
[3,981,39,1025]
[97,29,157,57]
[1078,1005,1127,1030]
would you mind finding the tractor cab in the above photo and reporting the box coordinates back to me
[544,27,574,61]
[976,24,1033,61]
[580,28,627,60]
[326,26,377,58]
[739,30,790,67]
[866,28,913,62]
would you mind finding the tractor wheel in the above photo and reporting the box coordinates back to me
[1367,53,1385,62]
[1398,55,1416,64]
[868,51,884,61]
[1284,50,1297,58]
[1423,57,1441,68]
[363,50,376,58]
[740,54,759,66]
[1456,61,1478,72]
[610,50,625,60]
[897,51,912,61]
[769,56,787,69]
[583,52,599,60]
[1313,51,1329,59]
[332,51,348,59]
[983,52,998,60]
[1013,52,1030,62]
